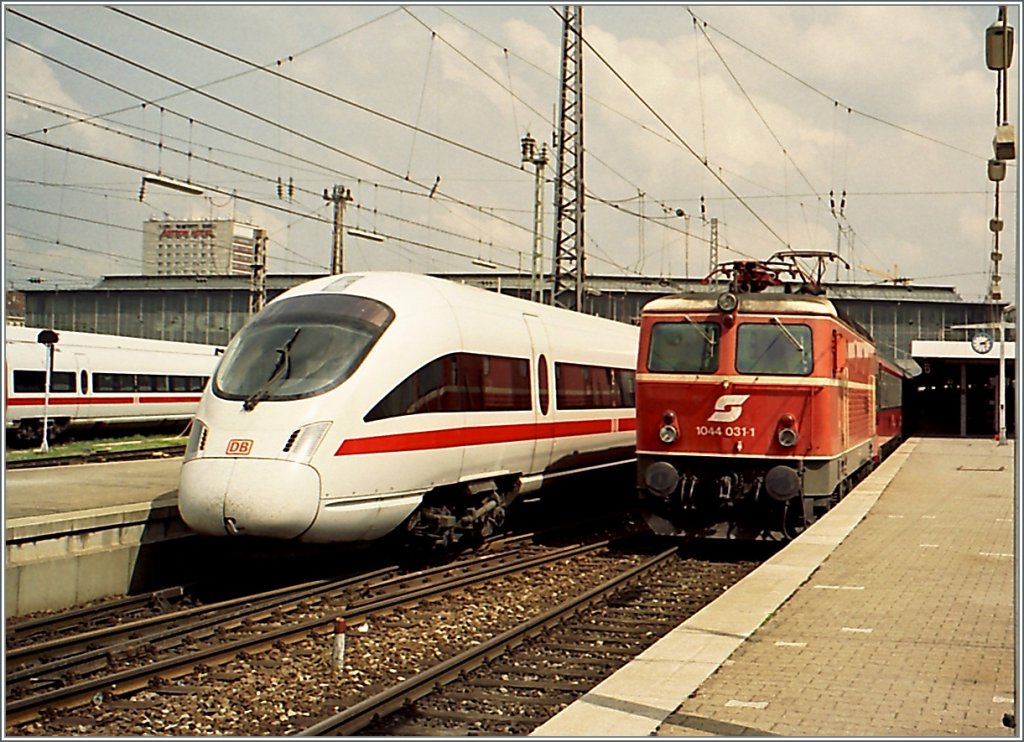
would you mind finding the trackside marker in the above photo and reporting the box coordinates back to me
[332,617,347,671]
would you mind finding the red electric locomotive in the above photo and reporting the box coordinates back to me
[635,251,918,540]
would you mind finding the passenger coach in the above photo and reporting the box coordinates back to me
[4,326,220,445]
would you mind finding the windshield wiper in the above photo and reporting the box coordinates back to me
[683,316,717,346]
[242,328,302,411]
[770,316,804,352]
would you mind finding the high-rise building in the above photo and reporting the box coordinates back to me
[142,218,261,276]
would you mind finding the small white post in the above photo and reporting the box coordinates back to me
[331,617,347,671]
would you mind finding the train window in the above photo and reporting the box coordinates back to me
[647,321,719,373]
[538,355,549,415]
[554,362,635,410]
[12,370,76,393]
[213,293,395,405]
[81,370,88,394]
[94,373,135,392]
[736,323,813,376]
[877,366,902,409]
[365,353,531,421]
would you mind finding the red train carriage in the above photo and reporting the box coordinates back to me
[635,252,917,540]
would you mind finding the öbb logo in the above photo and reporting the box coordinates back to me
[708,394,750,423]
[226,439,254,455]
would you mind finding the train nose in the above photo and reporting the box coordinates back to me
[178,458,321,539]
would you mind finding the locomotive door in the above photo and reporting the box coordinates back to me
[523,314,553,472]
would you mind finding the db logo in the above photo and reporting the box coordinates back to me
[708,394,750,423]
[226,439,254,455]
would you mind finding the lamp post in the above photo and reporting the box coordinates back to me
[521,133,549,303]
[998,303,1015,445]
[36,329,59,453]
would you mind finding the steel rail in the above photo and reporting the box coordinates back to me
[5,540,618,724]
[6,568,397,680]
[6,587,186,640]
[298,545,679,736]
[5,445,185,469]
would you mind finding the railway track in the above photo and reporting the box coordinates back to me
[307,544,757,736]
[6,536,656,733]
[5,445,185,469]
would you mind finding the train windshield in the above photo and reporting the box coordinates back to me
[213,293,394,406]
[736,321,813,375]
[647,320,719,373]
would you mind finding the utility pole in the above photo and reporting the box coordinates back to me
[709,217,719,274]
[323,185,353,274]
[521,133,549,303]
[986,6,1015,303]
[551,5,585,311]
[984,8,1015,444]
[249,228,267,316]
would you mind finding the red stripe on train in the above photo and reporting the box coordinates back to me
[7,396,202,406]
[335,416,637,456]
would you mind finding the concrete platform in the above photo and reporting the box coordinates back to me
[5,457,183,520]
[5,457,189,617]
[533,437,1016,737]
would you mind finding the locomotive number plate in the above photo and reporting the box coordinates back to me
[226,439,254,455]
[695,425,756,438]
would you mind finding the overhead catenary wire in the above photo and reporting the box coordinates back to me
[685,7,986,161]
[5,35,538,242]
[550,6,792,252]
[7,132,534,274]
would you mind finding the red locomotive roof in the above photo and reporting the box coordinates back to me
[641,292,838,318]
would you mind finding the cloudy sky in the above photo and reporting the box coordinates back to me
[4,3,1020,303]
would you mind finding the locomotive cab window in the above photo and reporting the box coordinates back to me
[214,293,394,404]
[736,321,813,376]
[647,320,719,373]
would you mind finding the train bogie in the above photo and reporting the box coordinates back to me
[178,272,639,548]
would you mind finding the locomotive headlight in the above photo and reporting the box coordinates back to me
[777,413,798,447]
[284,421,331,462]
[717,291,739,313]
[659,424,679,444]
[184,419,207,461]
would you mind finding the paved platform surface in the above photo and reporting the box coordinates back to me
[5,457,181,521]
[535,437,1017,737]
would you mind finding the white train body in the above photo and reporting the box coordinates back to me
[4,326,221,444]
[178,272,640,546]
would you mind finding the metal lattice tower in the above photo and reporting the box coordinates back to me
[550,5,585,311]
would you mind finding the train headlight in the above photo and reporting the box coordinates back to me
[184,419,207,461]
[777,413,798,447]
[716,291,739,313]
[659,424,679,444]
[283,421,331,462]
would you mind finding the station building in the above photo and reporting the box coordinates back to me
[16,271,1015,438]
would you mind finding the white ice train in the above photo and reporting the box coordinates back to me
[4,326,221,445]
[178,272,640,548]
